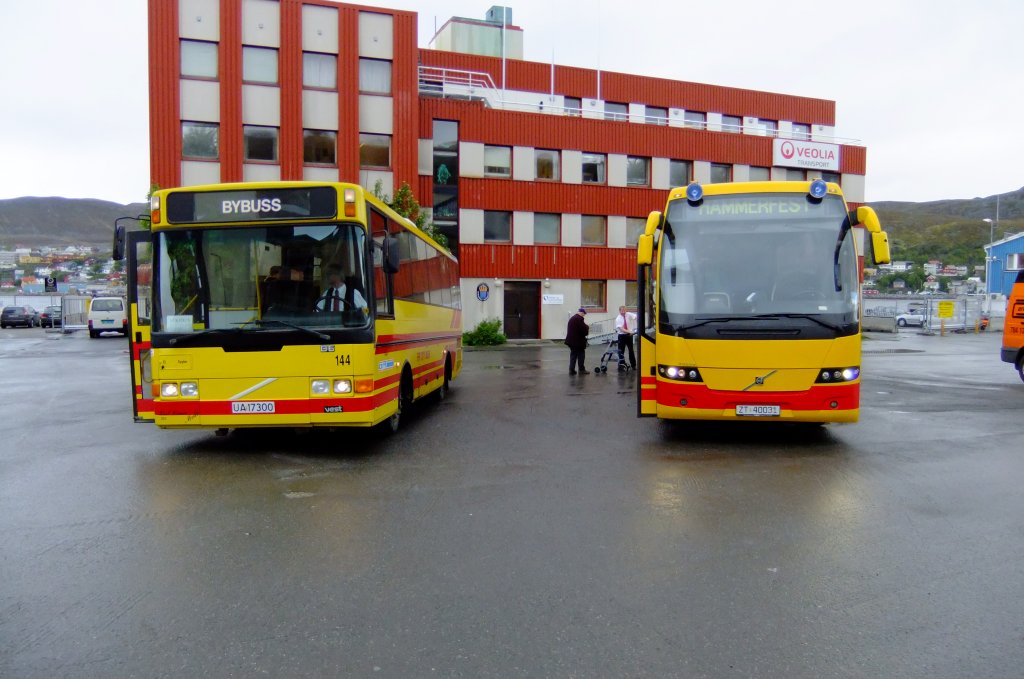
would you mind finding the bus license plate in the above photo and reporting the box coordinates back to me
[231,401,276,414]
[736,404,780,417]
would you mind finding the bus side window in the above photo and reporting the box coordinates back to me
[372,235,393,317]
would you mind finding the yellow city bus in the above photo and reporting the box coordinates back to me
[114,181,461,433]
[1000,269,1024,383]
[635,179,891,423]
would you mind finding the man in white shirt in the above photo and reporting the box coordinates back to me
[316,269,368,313]
[614,305,637,371]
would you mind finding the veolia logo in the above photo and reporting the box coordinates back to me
[780,141,796,159]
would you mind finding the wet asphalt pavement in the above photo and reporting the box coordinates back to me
[2,326,1023,678]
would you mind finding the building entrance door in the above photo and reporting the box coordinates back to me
[503,281,540,339]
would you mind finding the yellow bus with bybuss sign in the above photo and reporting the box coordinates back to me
[635,179,891,423]
[114,182,461,433]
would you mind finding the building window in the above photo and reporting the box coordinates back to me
[792,123,811,140]
[581,280,606,310]
[359,58,391,94]
[722,115,742,133]
[760,119,778,137]
[243,125,278,161]
[818,171,841,184]
[785,168,806,181]
[684,110,706,129]
[303,52,337,89]
[647,106,668,125]
[303,129,336,165]
[535,149,560,181]
[484,211,511,242]
[182,121,219,159]
[627,156,650,186]
[669,160,692,187]
[242,46,278,85]
[181,40,217,79]
[626,217,645,246]
[564,96,581,116]
[749,166,771,181]
[582,153,606,184]
[484,145,511,178]
[360,133,391,168]
[582,215,606,246]
[534,213,560,244]
[625,280,638,306]
[710,163,732,183]
[605,101,628,122]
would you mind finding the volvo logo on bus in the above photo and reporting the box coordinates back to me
[743,369,778,391]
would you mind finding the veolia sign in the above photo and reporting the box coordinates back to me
[772,138,840,172]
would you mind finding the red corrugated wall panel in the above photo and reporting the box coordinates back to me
[148,0,180,190]
[219,0,243,182]
[392,11,419,189]
[279,0,303,179]
[459,244,635,280]
[458,179,663,218]
[338,7,361,182]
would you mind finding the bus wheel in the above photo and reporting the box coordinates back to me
[1017,357,1024,384]
[386,368,413,433]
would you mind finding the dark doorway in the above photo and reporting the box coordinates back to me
[503,281,540,339]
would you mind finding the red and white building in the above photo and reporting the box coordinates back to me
[149,1,868,339]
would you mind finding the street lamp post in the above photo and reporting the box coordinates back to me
[983,216,997,314]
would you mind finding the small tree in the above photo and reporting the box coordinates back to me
[373,180,449,250]
[463,318,507,346]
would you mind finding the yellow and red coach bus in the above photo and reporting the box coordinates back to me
[635,179,891,423]
[114,181,461,433]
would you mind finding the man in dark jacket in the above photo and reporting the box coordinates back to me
[564,307,590,375]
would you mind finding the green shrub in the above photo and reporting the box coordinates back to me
[463,318,507,346]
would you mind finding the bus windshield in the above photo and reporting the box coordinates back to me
[659,192,860,337]
[153,222,370,335]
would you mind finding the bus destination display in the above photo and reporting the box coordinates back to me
[166,187,337,223]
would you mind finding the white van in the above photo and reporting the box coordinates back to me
[87,297,127,338]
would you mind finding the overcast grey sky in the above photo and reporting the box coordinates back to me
[0,0,1020,205]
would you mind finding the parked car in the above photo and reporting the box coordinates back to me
[896,309,927,327]
[87,297,128,338]
[1,305,40,328]
[40,305,62,328]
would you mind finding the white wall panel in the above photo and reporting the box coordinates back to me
[359,170,392,196]
[358,95,393,135]
[651,157,670,190]
[242,0,280,47]
[243,163,280,181]
[358,12,393,59]
[181,160,220,186]
[607,154,626,187]
[460,209,484,244]
[842,174,866,203]
[513,211,533,245]
[562,214,582,247]
[180,79,220,122]
[561,150,582,184]
[303,166,339,181]
[242,85,280,126]
[179,0,219,40]
[418,139,433,175]
[302,90,338,130]
[459,142,484,178]
[512,146,533,181]
[302,4,339,53]
[607,216,627,249]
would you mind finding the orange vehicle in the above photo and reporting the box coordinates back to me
[1001,269,1024,383]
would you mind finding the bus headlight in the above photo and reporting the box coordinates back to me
[180,382,199,398]
[333,379,352,394]
[658,365,703,382]
[311,379,330,395]
[816,367,860,383]
[160,382,179,397]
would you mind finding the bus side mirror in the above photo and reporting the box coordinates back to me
[871,231,892,266]
[638,211,662,266]
[637,234,654,266]
[384,236,400,274]
[113,224,126,261]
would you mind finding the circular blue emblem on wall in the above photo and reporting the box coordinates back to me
[476,283,490,301]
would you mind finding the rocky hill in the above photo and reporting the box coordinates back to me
[0,197,149,247]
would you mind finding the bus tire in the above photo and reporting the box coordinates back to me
[1017,356,1024,384]
[385,367,413,433]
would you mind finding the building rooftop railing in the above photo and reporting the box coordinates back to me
[417,65,861,145]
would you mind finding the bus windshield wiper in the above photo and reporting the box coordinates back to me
[751,313,842,332]
[676,316,742,331]
[254,319,331,341]
[168,327,243,346]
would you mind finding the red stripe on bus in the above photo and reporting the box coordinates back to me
[641,380,859,411]
[152,392,392,417]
